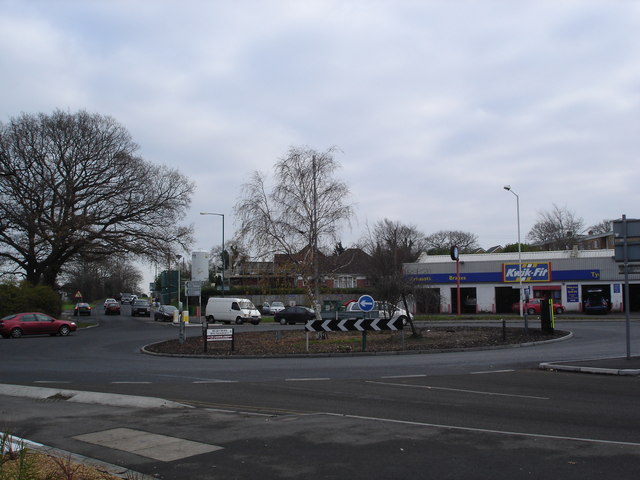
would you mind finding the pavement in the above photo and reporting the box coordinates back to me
[539,355,640,375]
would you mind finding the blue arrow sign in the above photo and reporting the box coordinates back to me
[358,295,375,312]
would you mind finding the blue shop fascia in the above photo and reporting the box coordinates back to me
[403,249,639,314]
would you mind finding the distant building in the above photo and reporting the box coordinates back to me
[227,247,373,290]
[405,249,640,314]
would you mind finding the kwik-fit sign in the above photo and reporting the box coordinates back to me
[503,262,551,283]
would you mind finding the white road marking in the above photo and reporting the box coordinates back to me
[33,381,71,384]
[470,369,515,374]
[193,380,239,384]
[285,378,330,382]
[323,412,640,448]
[110,381,152,384]
[381,374,427,379]
[366,380,549,400]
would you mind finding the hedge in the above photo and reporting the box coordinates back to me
[0,281,62,318]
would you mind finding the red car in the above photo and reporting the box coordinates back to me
[104,300,121,315]
[0,312,77,338]
[512,299,565,315]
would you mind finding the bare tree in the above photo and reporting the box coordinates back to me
[587,219,613,235]
[0,110,194,287]
[527,204,585,250]
[425,230,479,254]
[61,255,143,301]
[234,146,353,312]
[359,219,427,336]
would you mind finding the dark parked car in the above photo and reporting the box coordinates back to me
[73,302,92,316]
[132,299,151,317]
[0,312,77,338]
[274,306,316,325]
[154,305,178,322]
[583,289,609,314]
[104,300,121,315]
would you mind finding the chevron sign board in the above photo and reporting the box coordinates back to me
[305,317,404,332]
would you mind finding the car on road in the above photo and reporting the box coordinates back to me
[269,301,286,314]
[0,312,77,338]
[131,299,151,317]
[103,298,117,308]
[73,302,92,316]
[512,299,565,315]
[583,289,609,314]
[274,306,316,325]
[205,297,261,325]
[120,293,134,305]
[104,300,121,315]
[154,305,178,322]
[345,300,413,323]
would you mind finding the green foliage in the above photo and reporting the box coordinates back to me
[0,281,62,318]
[0,432,37,480]
[502,243,541,253]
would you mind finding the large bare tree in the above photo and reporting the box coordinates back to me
[527,204,584,250]
[234,146,353,310]
[425,230,479,254]
[0,110,194,287]
[360,219,427,335]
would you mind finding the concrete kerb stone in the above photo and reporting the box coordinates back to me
[539,362,640,376]
[0,384,191,409]
[140,330,574,359]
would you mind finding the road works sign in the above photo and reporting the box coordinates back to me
[305,317,403,332]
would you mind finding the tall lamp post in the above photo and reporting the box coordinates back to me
[503,185,523,318]
[176,254,182,311]
[200,212,225,297]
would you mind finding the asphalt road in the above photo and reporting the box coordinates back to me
[1,308,639,479]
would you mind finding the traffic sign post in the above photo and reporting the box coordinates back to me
[305,296,404,352]
[357,295,375,312]
[613,215,640,359]
[204,327,234,353]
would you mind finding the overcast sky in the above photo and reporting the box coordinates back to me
[1,0,639,282]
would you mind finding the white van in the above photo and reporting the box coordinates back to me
[205,297,261,325]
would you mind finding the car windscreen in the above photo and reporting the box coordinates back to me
[239,300,256,310]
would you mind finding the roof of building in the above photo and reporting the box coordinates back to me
[415,249,614,264]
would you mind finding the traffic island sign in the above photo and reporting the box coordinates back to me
[305,317,404,332]
[204,327,234,352]
[305,315,404,353]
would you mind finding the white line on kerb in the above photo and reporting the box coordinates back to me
[322,412,640,448]
[366,381,549,400]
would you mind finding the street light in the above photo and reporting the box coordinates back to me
[504,185,523,318]
[176,254,182,311]
[200,212,225,297]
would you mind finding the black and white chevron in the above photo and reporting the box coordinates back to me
[305,317,404,332]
